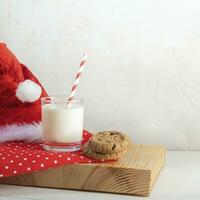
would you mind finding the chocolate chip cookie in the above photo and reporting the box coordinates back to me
[82,141,123,160]
[89,131,131,154]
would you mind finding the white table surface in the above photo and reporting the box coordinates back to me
[0,151,200,200]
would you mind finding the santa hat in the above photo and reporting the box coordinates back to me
[0,43,48,142]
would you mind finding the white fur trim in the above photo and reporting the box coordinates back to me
[16,79,42,103]
[0,123,41,143]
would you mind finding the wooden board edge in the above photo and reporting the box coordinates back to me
[150,146,165,192]
[0,165,152,196]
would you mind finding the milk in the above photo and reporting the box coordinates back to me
[42,104,84,143]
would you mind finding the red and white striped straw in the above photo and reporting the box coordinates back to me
[68,53,87,102]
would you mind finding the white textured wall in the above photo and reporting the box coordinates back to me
[1,0,200,150]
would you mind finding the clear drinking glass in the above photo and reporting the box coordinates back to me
[41,96,84,152]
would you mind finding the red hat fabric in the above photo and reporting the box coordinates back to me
[0,43,48,142]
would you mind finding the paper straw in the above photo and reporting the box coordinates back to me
[68,53,87,102]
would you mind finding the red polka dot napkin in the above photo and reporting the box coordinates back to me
[0,130,102,178]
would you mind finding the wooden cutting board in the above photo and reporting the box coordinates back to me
[0,144,165,196]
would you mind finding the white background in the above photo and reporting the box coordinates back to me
[1,0,200,150]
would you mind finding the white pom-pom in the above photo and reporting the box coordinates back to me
[16,79,42,103]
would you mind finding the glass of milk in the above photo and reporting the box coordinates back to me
[41,96,84,152]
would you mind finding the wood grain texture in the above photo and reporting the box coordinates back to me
[0,145,165,196]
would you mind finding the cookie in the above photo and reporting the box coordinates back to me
[82,142,123,160]
[89,131,131,154]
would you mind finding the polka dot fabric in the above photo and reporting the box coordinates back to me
[0,130,102,178]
